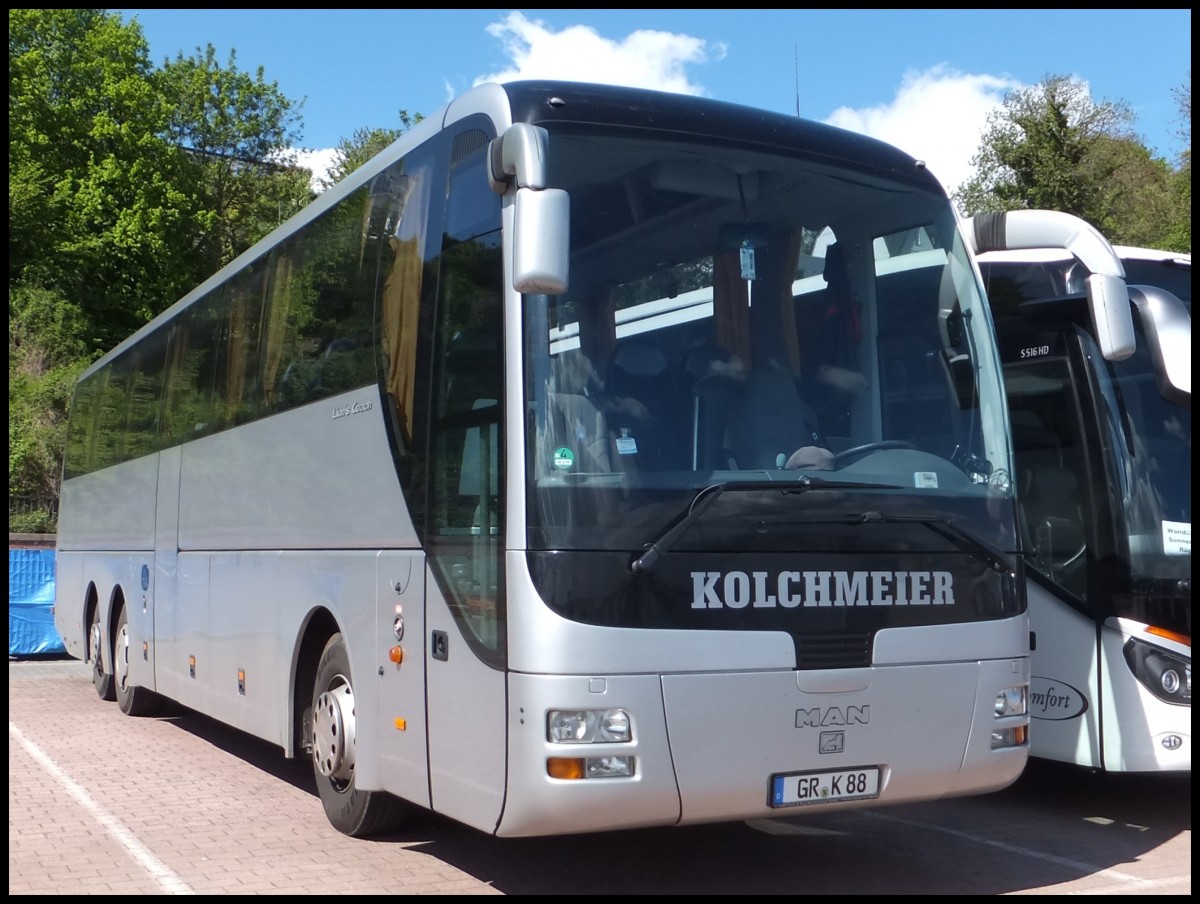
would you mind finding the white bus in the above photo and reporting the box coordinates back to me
[974,234,1190,772]
[55,80,1034,839]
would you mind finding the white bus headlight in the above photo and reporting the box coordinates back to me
[547,708,632,743]
[1123,639,1191,705]
[994,685,1027,717]
[991,685,1028,749]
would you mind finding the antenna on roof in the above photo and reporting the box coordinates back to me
[794,45,800,117]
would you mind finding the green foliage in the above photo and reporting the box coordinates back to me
[9,353,88,502]
[9,508,57,535]
[9,9,195,349]
[156,44,314,273]
[321,111,423,188]
[9,283,92,502]
[1163,78,1191,252]
[8,10,323,525]
[955,74,1191,252]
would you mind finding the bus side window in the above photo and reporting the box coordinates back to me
[426,128,506,660]
[429,275,504,657]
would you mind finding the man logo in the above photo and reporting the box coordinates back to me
[796,705,870,728]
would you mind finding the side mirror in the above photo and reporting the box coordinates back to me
[1128,285,1191,404]
[489,123,570,296]
[512,187,569,295]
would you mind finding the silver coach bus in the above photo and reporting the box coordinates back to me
[56,80,1032,838]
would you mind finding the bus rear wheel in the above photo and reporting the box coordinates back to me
[311,633,407,837]
[88,606,115,701]
[114,607,161,716]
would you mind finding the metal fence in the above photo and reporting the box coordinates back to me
[8,495,58,532]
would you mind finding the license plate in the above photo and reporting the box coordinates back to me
[770,766,881,807]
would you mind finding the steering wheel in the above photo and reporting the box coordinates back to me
[832,440,916,468]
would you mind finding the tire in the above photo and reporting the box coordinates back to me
[311,633,407,837]
[114,607,161,717]
[88,606,115,701]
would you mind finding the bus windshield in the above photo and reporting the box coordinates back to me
[522,124,1014,561]
[1100,257,1191,598]
[986,250,1191,627]
[1105,320,1192,587]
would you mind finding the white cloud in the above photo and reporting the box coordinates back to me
[294,147,341,192]
[475,11,724,95]
[300,20,1021,202]
[823,65,1024,197]
[469,20,1024,199]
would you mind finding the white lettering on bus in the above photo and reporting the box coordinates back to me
[332,399,374,420]
[689,570,955,609]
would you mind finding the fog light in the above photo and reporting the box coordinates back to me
[585,756,634,778]
[991,725,1027,749]
[547,756,635,779]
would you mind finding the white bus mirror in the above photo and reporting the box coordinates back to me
[512,186,569,295]
[1128,285,1191,403]
[1085,274,1136,362]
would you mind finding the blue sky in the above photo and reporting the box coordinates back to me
[114,9,1190,196]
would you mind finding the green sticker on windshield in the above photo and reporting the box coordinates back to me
[553,447,575,470]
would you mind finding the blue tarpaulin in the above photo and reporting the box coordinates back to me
[9,548,66,656]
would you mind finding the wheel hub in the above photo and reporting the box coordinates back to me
[313,681,356,783]
[115,619,131,690]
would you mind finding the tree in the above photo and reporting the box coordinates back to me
[8,10,315,521]
[1164,77,1191,251]
[9,285,90,520]
[156,44,314,277]
[954,74,1186,248]
[9,9,195,349]
[9,9,187,514]
[320,111,424,189]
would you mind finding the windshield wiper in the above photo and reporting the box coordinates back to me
[852,511,1012,573]
[629,477,898,575]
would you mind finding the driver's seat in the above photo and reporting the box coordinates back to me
[1021,461,1087,592]
[725,366,823,470]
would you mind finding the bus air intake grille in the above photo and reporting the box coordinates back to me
[794,633,873,669]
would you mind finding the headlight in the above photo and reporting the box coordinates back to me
[994,685,1027,717]
[547,709,632,743]
[1124,638,1191,705]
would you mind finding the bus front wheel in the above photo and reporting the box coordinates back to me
[89,606,115,702]
[311,633,407,837]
